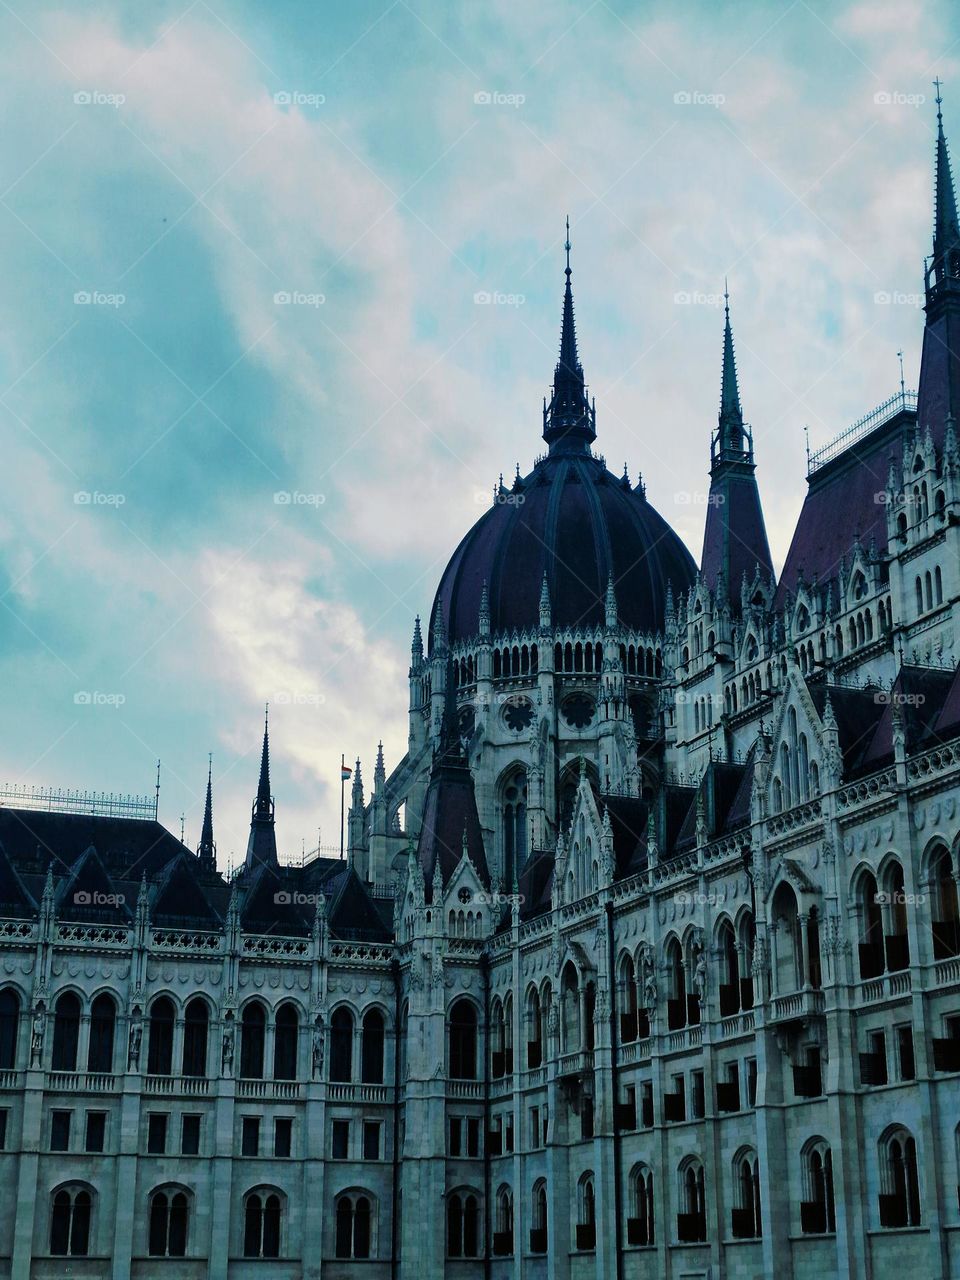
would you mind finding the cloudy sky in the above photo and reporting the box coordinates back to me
[0,0,956,867]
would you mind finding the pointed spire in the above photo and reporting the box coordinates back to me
[411,615,423,667]
[932,80,960,289]
[351,758,364,807]
[539,572,551,629]
[432,597,447,656]
[374,741,386,789]
[255,705,271,820]
[198,754,216,868]
[543,217,596,453]
[245,706,277,870]
[478,580,490,638]
[605,572,618,629]
[718,282,744,448]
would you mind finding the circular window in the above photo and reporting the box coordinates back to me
[502,696,534,732]
[563,694,594,729]
[457,886,472,904]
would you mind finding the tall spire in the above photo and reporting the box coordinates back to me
[543,217,596,453]
[932,79,960,291]
[718,282,745,455]
[198,754,216,869]
[245,705,277,869]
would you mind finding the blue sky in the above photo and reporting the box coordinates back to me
[0,0,956,867]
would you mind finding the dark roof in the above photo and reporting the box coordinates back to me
[808,684,887,778]
[323,864,392,942]
[673,762,750,853]
[430,452,696,647]
[701,466,773,605]
[0,808,190,878]
[415,755,489,898]
[518,850,555,920]
[602,795,649,878]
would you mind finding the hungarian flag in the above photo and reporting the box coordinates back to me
[341,763,352,781]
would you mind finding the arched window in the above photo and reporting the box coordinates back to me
[732,1149,761,1238]
[882,862,910,970]
[182,998,208,1078]
[51,992,81,1072]
[502,768,528,886]
[931,845,960,957]
[449,1000,477,1080]
[619,953,639,1042]
[447,1191,479,1257]
[244,1190,282,1258]
[576,1173,596,1250]
[916,576,924,614]
[858,869,884,979]
[0,988,18,1070]
[147,996,174,1076]
[717,920,740,1016]
[531,1180,548,1253]
[148,1188,188,1257]
[665,938,686,1030]
[560,962,581,1051]
[330,1008,354,1082]
[677,1158,706,1242]
[800,1139,835,1234]
[494,1186,514,1255]
[526,987,542,1069]
[925,572,933,610]
[87,993,116,1074]
[273,1003,298,1081]
[879,1128,921,1227]
[629,1164,654,1246]
[936,565,943,605]
[240,1003,266,1080]
[361,1008,385,1084]
[335,1193,373,1259]
[50,1185,91,1256]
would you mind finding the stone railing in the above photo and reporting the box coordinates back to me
[241,935,311,959]
[666,1025,703,1054]
[768,989,825,1024]
[857,970,912,1005]
[0,920,35,943]
[328,941,394,966]
[906,740,960,786]
[55,924,130,947]
[766,799,821,838]
[718,1011,755,1039]
[0,1070,22,1090]
[46,1071,118,1093]
[524,1067,547,1088]
[837,769,898,811]
[237,1079,303,1100]
[617,1039,652,1065]
[327,1082,390,1104]
[447,1080,484,1100]
[152,929,222,953]
[933,955,960,988]
[143,1075,212,1097]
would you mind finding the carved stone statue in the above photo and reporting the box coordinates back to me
[693,948,707,1002]
[127,1009,142,1070]
[312,1015,324,1079]
[30,1002,45,1066]
[221,1015,235,1073]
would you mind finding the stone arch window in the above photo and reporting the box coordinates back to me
[87,993,116,1074]
[493,1185,514,1255]
[0,988,19,1070]
[665,937,686,1030]
[834,625,843,657]
[50,1184,92,1256]
[925,571,933,610]
[273,1003,299,1081]
[182,997,208,1078]
[936,565,943,605]
[244,1188,282,1258]
[240,1002,266,1080]
[878,1127,921,1227]
[447,1190,480,1257]
[771,882,816,994]
[361,1008,385,1084]
[51,992,81,1072]
[880,861,909,970]
[531,1179,548,1252]
[936,489,946,517]
[560,962,581,1051]
[526,987,543,1069]
[330,1007,354,1082]
[677,1157,706,1242]
[449,999,478,1080]
[148,1186,189,1257]
[501,767,528,886]
[717,919,740,1016]
[336,1192,373,1258]
[800,1138,835,1234]
[629,1164,654,1245]
[618,952,639,1042]
[857,868,884,979]
[798,733,810,802]
[930,845,960,957]
[146,995,174,1076]
[576,1172,596,1250]
[731,1148,761,1238]
[916,575,924,614]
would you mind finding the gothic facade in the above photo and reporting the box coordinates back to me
[2,104,960,1280]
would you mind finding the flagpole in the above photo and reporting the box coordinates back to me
[340,753,346,861]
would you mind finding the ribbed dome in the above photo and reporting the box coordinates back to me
[429,453,697,649]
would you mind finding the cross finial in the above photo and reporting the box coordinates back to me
[564,214,571,278]
[935,78,944,122]
[897,348,905,397]
[724,275,729,314]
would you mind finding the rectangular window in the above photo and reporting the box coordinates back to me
[85,1111,106,1153]
[147,1112,168,1155]
[691,1070,705,1118]
[542,1104,549,1144]
[181,1114,201,1156]
[241,1116,259,1157]
[505,1113,514,1153]
[897,1026,916,1081]
[50,1110,71,1152]
[332,1119,349,1159]
[641,1081,654,1127]
[363,1121,381,1160]
[580,1097,594,1140]
[449,1116,462,1156]
[860,1030,888,1086]
[746,1057,758,1108]
[274,1117,292,1158]
[0,1110,8,1151]
[530,1106,540,1148]
[467,1117,480,1158]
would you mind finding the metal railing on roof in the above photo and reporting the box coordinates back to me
[807,390,917,476]
[0,783,157,820]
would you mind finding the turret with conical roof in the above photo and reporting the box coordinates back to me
[918,84,960,436]
[543,218,596,453]
[198,754,216,872]
[245,707,278,870]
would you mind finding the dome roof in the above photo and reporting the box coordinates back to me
[430,452,696,649]
[430,227,696,651]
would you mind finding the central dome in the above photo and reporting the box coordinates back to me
[430,232,696,650]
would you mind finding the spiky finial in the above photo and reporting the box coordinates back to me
[351,759,364,807]
[478,580,490,638]
[717,281,745,456]
[198,753,216,867]
[411,615,424,666]
[605,573,618,629]
[543,216,596,453]
[254,706,271,819]
[539,572,551,629]
[374,741,386,789]
[432,598,447,655]
[931,81,960,288]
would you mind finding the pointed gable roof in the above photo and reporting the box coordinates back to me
[151,850,223,928]
[0,842,37,918]
[55,844,131,922]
